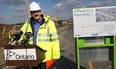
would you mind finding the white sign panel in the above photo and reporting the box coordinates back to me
[4,48,37,60]
[73,6,116,37]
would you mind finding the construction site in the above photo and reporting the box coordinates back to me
[0,18,114,69]
[0,0,116,69]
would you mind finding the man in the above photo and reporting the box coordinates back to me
[10,2,60,69]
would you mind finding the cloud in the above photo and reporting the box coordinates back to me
[55,3,64,10]
[43,9,57,17]
[54,0,86,12]
[50,0,65,3]
[0,1,26,24]
[43,0,85,19]
[11,4,26,13]
[66,0,83,6]
[0,0,41,24]
[0,0,25,6]
[89,1,105,7]
[51,0,84,6]
[54,0,113,10]
[0,13,3,20]
[0,13,26,24]
[0,13,2,15]
[88,0,114,7]
[52,0,84,19]
[50,0,114,20]
[104,0,113,3]
[0,0,115,24]
[11,13,26,23]
[9,5,26,24]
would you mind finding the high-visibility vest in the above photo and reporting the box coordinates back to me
[19,15,60,62]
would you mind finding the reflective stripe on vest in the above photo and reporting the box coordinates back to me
[37,33,57,36]
[38,38,58,42]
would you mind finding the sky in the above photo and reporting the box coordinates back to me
[0,0,116,24]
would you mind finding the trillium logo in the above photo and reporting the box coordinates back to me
[6,50,15,59]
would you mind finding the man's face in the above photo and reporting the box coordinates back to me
[31,10,41,21]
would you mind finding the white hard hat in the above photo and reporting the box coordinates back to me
[29,2,41,11]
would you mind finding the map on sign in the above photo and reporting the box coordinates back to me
[73,6,116,37]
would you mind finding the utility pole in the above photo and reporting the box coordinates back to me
[25,0,29,19]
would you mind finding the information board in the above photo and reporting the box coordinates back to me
[73,6,116,37]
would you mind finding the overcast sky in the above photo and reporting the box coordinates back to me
[0,0,116,24]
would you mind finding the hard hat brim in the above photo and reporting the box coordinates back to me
[30,9,41,11]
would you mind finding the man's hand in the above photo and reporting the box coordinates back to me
[10,26,17,35]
